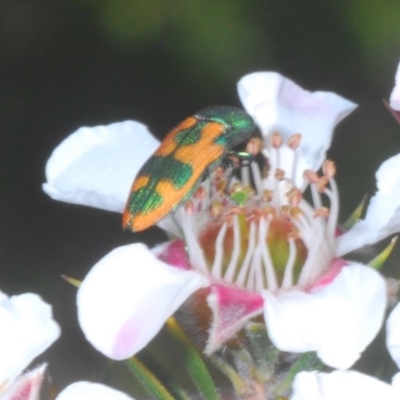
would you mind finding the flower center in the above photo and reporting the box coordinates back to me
[178,133,340,293]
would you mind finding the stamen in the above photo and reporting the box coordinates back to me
[224,215,241,283]
[281,237,297,290]
[241,163,251,187]
[250,161,264,195]
[235,221,256,287]
[303,170,319,184]
[181,210,209,273]
[310,180,323,209]
[258,218,278,292]
[288,134,302,182]
[248,245,262,290]
[316,176,329,193]
[314,207,329,218]
[211,222,228,280]
[323,177,340,249]
[297,222,325,288]
[269,134,282,189]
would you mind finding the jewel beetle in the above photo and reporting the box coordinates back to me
[122,105,256,232]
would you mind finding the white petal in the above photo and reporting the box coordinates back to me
[387,302,400,368]
[237,72,357,187]
[390,61,400,111]
[0,293,60,384]
[56,382,135,400]
[43,121,159,213]
[335,153,400,257]
[391,372,400,395]
[77,243,208,360]
[292,370,397,400]
[263,264,386,369]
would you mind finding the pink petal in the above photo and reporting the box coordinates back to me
[153,240,192,270]
[56,382,135,400]
[77,243,208,360]
[311,258,348,290]
[237,72,357,188]
[43,121,159,213]
[390,61,400,111]
[0,293,60,384]
[335,153,400,257]
[263,264,386,369]
[205,284,264,354]
[1,364,47,400]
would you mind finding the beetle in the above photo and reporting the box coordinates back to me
[122,105,256,232]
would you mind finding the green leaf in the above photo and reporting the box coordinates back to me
[342,195,367,230]
[368,236,398,270]
[211,355,246,395]
[274,352,323,394]
[166,317,219,400]
[125,357,175,400]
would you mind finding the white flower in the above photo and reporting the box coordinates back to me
[43,70,397,370]
[0,291,60,395]
[291,370,400,400]
[291,300,400,400]
[55,381,135,400]
[390,60,400,111]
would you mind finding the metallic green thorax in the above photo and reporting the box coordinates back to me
[195,106,255,148]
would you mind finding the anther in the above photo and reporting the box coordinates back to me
[261,189,274,202]
[280,205,291,220]
[303,170,319,184]
[314,207,330,218]
[230,182,244,193]
[185,200,195,215]
[216,179,228,192]
[213,166,225,181]
[271,132,283,148]
[287,231,301,240]
[287,188,303,207]
[316,176,329,193]
[323,160,336,179]
[246,137,264,156]
[193,186,206,201]
[287,133,302,150]
[209,201,223,218]
[275,168,285,180]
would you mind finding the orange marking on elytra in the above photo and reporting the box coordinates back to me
[154,117,198,157]
[128,122,227,231]
[130,180,181,231]
[131,175,150,191]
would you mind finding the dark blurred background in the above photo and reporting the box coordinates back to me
[1,0,400,396]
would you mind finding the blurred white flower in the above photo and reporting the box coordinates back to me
[390,60,400,111]
[55,381,135,400]
[0,291,60,398]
